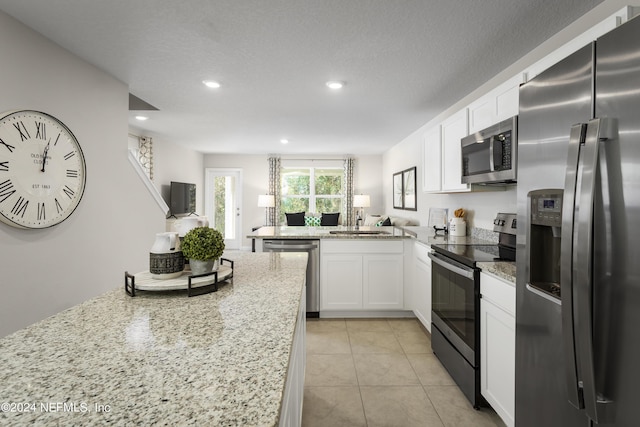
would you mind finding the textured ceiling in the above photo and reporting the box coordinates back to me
[0,0,603,155]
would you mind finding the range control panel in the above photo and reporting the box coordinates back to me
[493,212,517,235]
[529,189,563,226]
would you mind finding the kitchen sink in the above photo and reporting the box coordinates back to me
[329,230,389,235]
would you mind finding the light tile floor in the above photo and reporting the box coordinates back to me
[302,318,505,427]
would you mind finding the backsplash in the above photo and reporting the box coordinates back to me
[470,227,498,243]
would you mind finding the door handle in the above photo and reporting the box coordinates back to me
[574,118,616,424]
[489,137,495,172]
[428,252,475,279]
[489,136,504,172]
[561,123,586,410]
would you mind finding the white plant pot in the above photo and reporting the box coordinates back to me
[189,259,219,275]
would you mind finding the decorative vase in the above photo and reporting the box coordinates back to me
[189,258,219,275]
[149,232,184,279]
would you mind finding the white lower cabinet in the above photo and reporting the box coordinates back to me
[412,241,431,332]
[320,240,404,312]
[321,254,363,310]
[279,286,306,427]
[480,272,515,427]
[363,254,404,309]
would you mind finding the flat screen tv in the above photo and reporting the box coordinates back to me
[170,181,196,215]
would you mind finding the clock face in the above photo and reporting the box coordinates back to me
[0,110,86,229]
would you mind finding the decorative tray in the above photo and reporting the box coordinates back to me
[124,258,234,297]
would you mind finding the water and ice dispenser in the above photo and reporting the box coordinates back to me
[528,189,563,299]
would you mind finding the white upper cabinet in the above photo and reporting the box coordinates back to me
[422,125,442,192]
[468,74,524,133]
[441,108,470,192]
[419,7,638,196]
[422,109,470,193]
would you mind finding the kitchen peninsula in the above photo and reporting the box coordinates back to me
[248,225,414,240]
[0,252,307,426]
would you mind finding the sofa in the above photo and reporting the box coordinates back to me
[284,212,418,227]
[285,212,340,226]
[362,214,418,227]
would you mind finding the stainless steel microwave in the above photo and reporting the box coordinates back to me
[461,116,517,184]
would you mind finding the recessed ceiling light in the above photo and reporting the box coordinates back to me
[280,139,289,144]
[326,81,344,90]
[135,116,148,121]
[203,80,221,88]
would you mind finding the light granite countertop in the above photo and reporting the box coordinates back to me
[477,261,517,283]
[248,225,411,239]
[248,225,494,246]
[0,251,307,426]
[399,226,496,246]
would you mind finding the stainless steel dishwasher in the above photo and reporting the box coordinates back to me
[262,239,320,317]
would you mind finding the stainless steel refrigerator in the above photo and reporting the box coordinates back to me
[516,14,640,427]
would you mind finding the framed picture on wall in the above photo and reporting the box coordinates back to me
[402,167,417,211]
[393,172,403,209]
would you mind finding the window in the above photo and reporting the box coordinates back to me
[280,167,343,223]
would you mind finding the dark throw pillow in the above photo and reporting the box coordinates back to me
[381,217,392,226]
[285,211,306,226]
[320,212,340,226]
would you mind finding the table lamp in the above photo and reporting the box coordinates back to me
[258,194,275,226]
[353,194,370,229]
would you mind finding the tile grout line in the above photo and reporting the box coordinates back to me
[399,320,449,427]
[346,319,370,427]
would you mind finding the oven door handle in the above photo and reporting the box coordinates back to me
[428,252,475,279]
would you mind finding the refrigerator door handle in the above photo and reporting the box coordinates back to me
[574,117,616,424]
[560,123,587,410]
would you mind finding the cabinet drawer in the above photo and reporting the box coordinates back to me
[321,239,403,254]
[480,272,515,316]
[414,241,431,265]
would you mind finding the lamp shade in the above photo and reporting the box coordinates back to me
[353,194,370,208]
[258,194,275,208]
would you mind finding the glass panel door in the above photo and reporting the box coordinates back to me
[205,168,242,250]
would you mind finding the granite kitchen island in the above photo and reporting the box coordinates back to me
[0,251,307,426]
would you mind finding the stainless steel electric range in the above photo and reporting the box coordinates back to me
[428,213,516,408]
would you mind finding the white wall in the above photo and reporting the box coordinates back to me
[134,131,205,222]
[0,12,165,337]
[383,127,516,230]
[354,155,384,215]
[202,153,383,249]
[382,0,632,231]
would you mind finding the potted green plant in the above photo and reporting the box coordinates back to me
[181,226,225,275]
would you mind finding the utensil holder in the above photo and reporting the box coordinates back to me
[449,218,466,237]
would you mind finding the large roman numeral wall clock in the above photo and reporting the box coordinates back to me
[0,110,86,229]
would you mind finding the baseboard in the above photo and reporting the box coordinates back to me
[319,310,416,318]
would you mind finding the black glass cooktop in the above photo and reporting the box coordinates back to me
[432,244,515,268]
